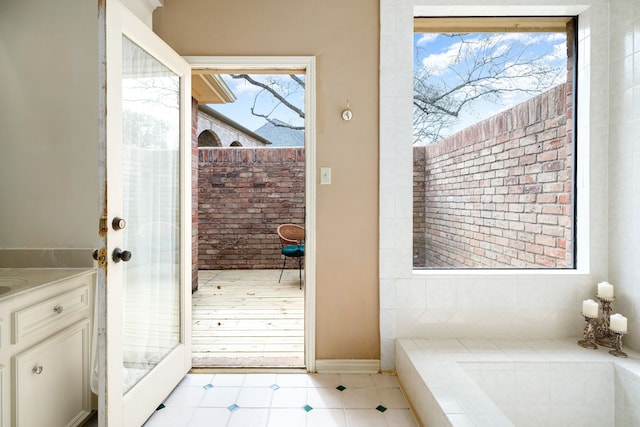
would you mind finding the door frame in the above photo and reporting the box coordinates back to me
[186,56,316,372]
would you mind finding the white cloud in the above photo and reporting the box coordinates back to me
[492,42,510,58]
[222,76,260,96]
[416,33,439,46]
[223,74,296,96]
[421,39,469,76]
[548,42,568,62]
[501,32,539,45]
[545,33,567,43]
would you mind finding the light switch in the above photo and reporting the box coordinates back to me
[320,167,331,184]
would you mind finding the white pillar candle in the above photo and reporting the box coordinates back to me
[597,281,614,298]
[582,299,599,318]
[610,314,628,333]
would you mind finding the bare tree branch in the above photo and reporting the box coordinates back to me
[248,97,305,130]
[230,74,305,121]
[289,74,305,89]
[413,32,566,145]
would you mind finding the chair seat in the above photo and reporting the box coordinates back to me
[282,244,304,257]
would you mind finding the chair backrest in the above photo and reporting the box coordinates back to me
[277,224,305,246]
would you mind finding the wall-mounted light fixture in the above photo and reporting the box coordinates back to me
[341,99,353,121]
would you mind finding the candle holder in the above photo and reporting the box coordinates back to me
[595,295,616,348]
[608,330,628,358]
[578,313,598,349]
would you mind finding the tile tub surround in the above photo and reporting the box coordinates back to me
[379,0,612,372]
[140,372,419,427]
[396,338,640,427]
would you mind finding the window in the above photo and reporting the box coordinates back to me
[412,17,576,269]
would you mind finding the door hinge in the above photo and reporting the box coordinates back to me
[99,216,108,236]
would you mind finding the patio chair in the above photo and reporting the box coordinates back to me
[277,224,305,289]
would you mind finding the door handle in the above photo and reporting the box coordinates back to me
[112,248,132,263]
[112,217,127,230]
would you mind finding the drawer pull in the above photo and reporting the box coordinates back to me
[53,305,64,314]
[32,365,44,375]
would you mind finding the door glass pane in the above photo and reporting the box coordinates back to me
[121,36,181,394]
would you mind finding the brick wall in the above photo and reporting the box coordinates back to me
[198,147,305,269]
[414,82,574,268]
[191,98,199,291]
[413,146,427,266]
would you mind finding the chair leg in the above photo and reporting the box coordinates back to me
[279,256,287,283]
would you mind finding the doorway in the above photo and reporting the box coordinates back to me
[186,56,317,371]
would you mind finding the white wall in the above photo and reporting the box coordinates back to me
[0,0,98,249]
[380,0,611,371]
[608,0,640,350]
[197,111,268,148]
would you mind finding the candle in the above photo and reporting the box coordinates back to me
[582,299,599,318]
[597,281,614,298]
[610,314,628,333]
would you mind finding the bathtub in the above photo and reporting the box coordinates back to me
[396,338,640,426]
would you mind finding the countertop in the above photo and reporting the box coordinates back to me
[0,268,95,302]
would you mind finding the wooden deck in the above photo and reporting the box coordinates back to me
[191,269,305,368]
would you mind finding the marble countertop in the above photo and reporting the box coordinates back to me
[0,268,95,301]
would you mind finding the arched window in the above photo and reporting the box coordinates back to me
[198,130,222,147]
[230,141,243,147]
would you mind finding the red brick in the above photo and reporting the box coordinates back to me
[198,147,305,269]
[537,194,557,204]
[415,83,573,268]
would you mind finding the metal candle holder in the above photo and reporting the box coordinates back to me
[578,313,598,349]
[595,295,616,348]
[609,330,628,358]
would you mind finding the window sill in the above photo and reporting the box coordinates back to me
[411,268,590,277]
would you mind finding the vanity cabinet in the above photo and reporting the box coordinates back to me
[0,270,95,427]
[13,320,90,427]
[0,365,6,427]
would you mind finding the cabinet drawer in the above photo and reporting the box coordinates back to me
[12,285,90,345]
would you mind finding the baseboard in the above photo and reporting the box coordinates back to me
[314,359,380,374]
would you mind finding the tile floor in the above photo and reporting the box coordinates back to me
[140,372,419,427]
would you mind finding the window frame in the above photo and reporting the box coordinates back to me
[411,16,578,270]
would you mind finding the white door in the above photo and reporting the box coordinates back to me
[97,1,192,426]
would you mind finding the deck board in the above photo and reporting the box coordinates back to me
[191,269,305,368]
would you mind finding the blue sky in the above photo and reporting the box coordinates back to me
[413,31,567,143]
[209,74,305,132]
[208,33,566,141]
